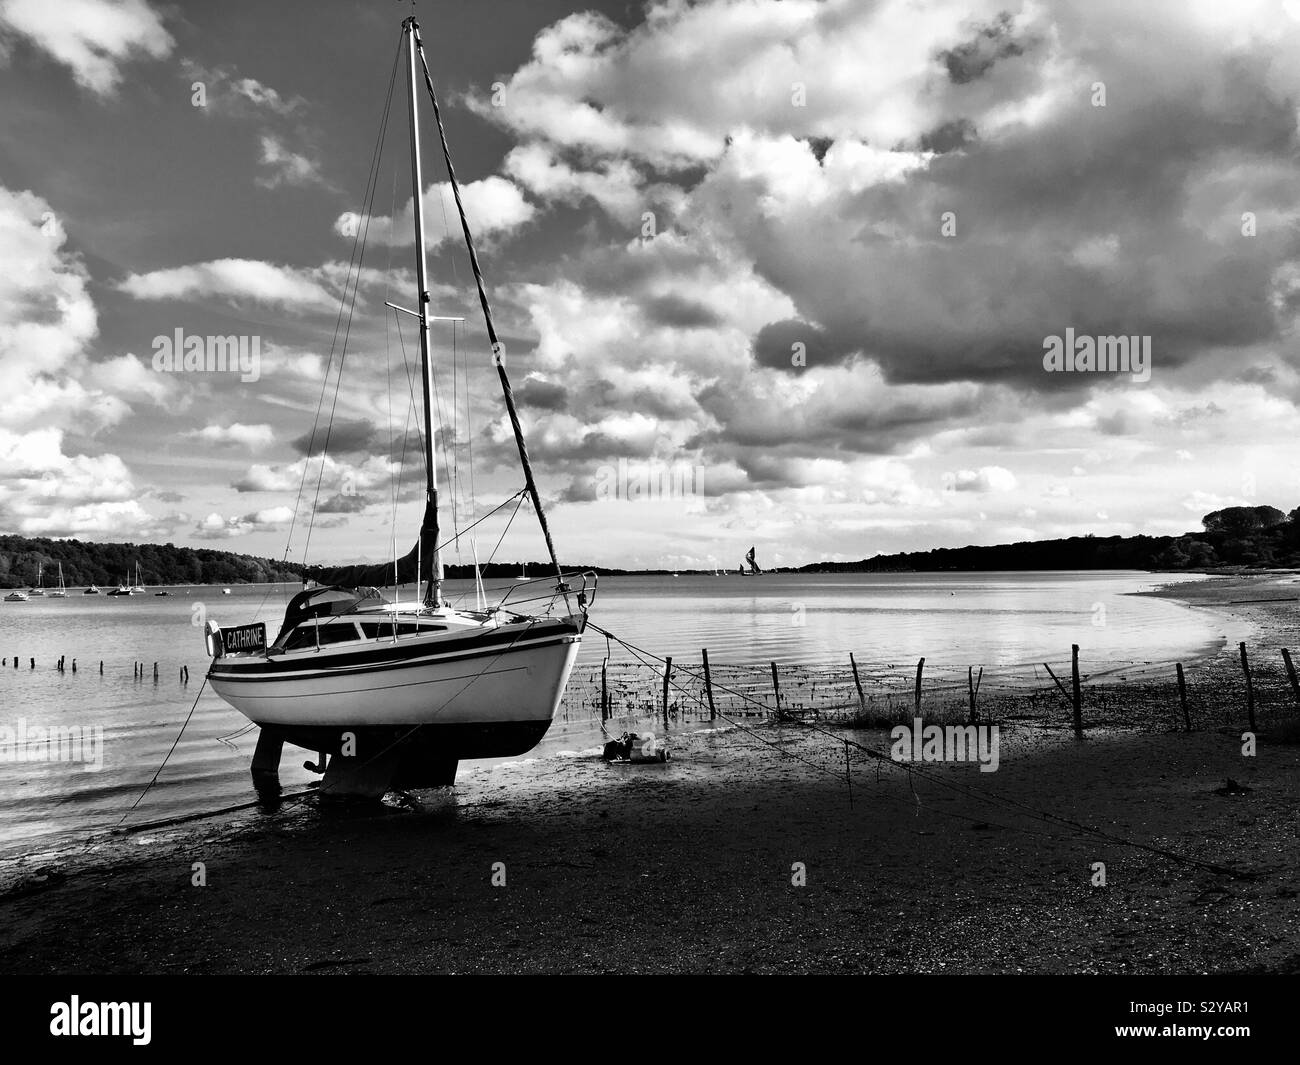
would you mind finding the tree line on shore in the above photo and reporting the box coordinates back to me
[797,506,1300,573]
[5,504,1297,586]
[0,536,307,588]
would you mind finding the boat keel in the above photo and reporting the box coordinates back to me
[251,729,285,801]
[247,724,467,801]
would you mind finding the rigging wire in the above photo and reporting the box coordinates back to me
[385,165,400,589]
[243,31,402,629]
[411,26,568,601]
[296,31,403,574]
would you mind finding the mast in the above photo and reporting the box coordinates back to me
[408,25,570,608]
[404,16,442,608]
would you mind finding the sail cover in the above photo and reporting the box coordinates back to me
[304,496,439,590]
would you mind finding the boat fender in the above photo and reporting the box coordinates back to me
[203,620,224,659]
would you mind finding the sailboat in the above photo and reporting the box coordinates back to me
[28,562,45,597]
[516,563,528,581]
[130,562,146,594]
[107,573,132,596]
[204,13,594,799]
[739,545,762,576]
[48,563,68,598]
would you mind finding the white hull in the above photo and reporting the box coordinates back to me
[209,621,581,731]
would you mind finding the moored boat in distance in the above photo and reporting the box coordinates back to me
[83,584,100,595]
[4,590,30,602]
[204,12,594,801]
[48,563,68,597]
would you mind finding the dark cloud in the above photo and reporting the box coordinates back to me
[751,319,854,373]
[1236,365,1276,385]
[939,12,1027,85]
[516,378,568,411]
[805,136,833,164]
[710,75,1300,396]
[918,118,976,154]
[292,417,377,456]
[315,493,372,514]
[642,293,723,330]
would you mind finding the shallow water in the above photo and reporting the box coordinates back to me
[0,571,1219,859]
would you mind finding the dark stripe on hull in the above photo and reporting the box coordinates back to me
[211,618,579,679]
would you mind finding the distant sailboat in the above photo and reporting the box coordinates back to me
[740,545,762,577]
[83,584,100,595]
[4,590,30,602]
[28,562,45,597]
[107,571,133,596]
[130,562,146,594]
[49,563,67,598]
[516,563,529,581]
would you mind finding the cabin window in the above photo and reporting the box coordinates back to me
[359,621,448,639]
[283,622,362,650]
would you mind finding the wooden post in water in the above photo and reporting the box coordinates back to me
[771,661,782,717]
[1176,663,1191,732]
[99,660,103,675]
[1071,644,1082,740]
[914,658,925,714]
[661,656,672,729]
[849,652,866,713]
[968,666,983,725]
[702,648,716,721]
[153,662,159,682]
[1239,642,1255,732]
[1282,649,1300,709]
[600,660,609,723]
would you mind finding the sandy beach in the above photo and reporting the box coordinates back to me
[1,573,1297,975]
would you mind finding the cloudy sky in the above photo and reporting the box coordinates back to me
[2,0,1300,571]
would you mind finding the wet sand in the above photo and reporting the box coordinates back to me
[1,574,1297,975]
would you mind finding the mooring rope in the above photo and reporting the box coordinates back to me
[116,676,209,826]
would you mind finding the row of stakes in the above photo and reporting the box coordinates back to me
[2,657,190,683]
